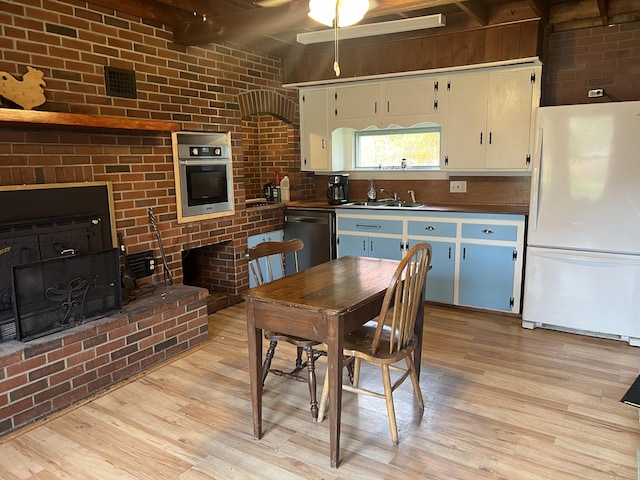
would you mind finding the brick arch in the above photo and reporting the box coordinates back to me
[238,90,296,124]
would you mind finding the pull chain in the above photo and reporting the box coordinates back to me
[333,0,341,77]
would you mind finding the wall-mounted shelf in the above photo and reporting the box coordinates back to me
[0,109,181,132]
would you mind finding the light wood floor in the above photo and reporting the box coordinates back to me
[1,302,639,479]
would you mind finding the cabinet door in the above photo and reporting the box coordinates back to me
[485,69,535,170]
[445,68,537,171]
[407,238,455,304]
[458,243,515,311]
[337,233,368,257]
[383,77,439,118]
[332,83,381,123]
[338,235,402,260]
[370,237,403,260]
[445,73,488,170]
[300,88,330,172]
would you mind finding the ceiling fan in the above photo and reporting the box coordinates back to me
[257,0,374,77]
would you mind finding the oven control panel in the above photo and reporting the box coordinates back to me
[188,146,224,157]
[175,131,232,160]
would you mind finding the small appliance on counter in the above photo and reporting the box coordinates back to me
[263,182,277,202]
[326,174,349,205]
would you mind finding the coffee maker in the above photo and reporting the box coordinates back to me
[326,174,349,205]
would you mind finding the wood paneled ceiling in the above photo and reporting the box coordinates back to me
[86,0,640,55]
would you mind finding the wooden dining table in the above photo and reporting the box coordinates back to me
[243,255,425,467]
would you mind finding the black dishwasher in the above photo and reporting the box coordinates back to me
[284,209,336,275]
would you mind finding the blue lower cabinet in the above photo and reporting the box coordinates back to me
[408,239,455,304]
[458,242,515,311]
[338,234,403,260]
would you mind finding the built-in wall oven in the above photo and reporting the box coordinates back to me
[173,131,234,223]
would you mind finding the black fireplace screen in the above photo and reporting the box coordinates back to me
[12,249,122,341]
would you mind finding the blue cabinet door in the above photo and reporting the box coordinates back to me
[338,234,402,260]
[459,243,515,311]
[337,234,368,257]
[370,237,403,260]
[408,239,455,304]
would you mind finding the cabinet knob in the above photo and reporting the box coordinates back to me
[426,225,436,231]
[482,228,494,234]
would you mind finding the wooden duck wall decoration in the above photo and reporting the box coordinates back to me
[0,66,46,110]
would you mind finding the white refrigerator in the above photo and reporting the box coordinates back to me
[522,101,640,345]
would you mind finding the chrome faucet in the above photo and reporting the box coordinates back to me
[408,190,416,203]
[380,188,399,201]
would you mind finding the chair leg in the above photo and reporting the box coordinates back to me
[317,367,330,423]
[295,346,304,370]
[317,355,355,423]
[261,340,278,386]
[406,356,424,408]
[381,364,399,444]
[306,346,318,420]
[353,357,362,387]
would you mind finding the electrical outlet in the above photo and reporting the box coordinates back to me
[588,88,604,98]
[450,180,467,193]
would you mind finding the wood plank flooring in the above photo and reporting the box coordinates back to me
[0,302,638,479]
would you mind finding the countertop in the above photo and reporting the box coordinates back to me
[284,200,529,216]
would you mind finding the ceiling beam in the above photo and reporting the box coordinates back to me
[367,0,467,16]
[595,0,610,23]
[172,0,469,46]
[454,0,490,25]
[522,0,548,21]
[172,1,314,46]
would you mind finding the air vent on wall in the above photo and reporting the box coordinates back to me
[104,66,137,99]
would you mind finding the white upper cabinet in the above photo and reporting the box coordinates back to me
[296,61,541,173]
[331,76,443,129]
[444,67,541,172]
[382,77,443,125]
[331,82,381,127]
[300,88,339,172]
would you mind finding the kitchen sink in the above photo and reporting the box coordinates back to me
[345,201,424,208]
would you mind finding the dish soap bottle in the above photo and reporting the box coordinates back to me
[367,180,377,201]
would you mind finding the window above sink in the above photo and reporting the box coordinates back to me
[332,121,449,180]
[356,125,441,171]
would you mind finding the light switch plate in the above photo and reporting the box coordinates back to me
[450,180,467,193]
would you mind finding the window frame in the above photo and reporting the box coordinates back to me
[354,125,442,171]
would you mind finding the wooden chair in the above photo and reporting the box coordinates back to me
[246,238,325,419]
[317,242,432,443]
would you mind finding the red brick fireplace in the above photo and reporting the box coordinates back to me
[0,181,210,436]
[0,284,208,436]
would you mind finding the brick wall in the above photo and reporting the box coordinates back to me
[0,285,209,436]
[0,0,311,296]
[0,0,305,437]
[542,21,640,105]
[242,115,312,201]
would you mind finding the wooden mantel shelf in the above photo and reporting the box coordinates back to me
[0,109,181,133]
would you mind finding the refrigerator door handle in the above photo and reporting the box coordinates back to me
[528,127,543,232]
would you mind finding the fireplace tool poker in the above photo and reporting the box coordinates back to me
[148,208,173,286]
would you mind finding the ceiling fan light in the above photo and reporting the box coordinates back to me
[308,0,369,28]
[338,0,369,27]
[308,0,334,27]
